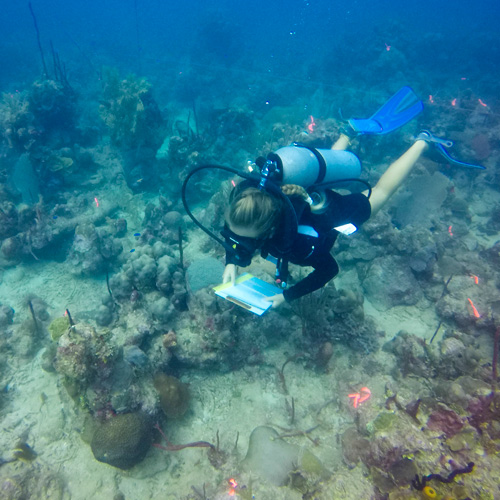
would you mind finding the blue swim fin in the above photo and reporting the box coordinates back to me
[346,86,424,136]
[434,143,485,169]
[415,130,486,170]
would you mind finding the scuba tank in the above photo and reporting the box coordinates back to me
[258,143,365,214]
[181,143,370,282]
[274,143,361,188]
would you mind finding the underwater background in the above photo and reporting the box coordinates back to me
[1,0,500,499]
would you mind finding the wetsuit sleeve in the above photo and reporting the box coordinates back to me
[280,192,369,302]
[282,250,339,302]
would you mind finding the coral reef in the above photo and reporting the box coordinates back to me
[0,91,33,151]
[153,373,190,418]
[1,28,499,499]
[363,255,423,310]
[48,315,70,341]
[29,79,76,141]
[292,283,381,353]
[99,69,163,149]
[68,222,122,276]
[54,323,118,392]
[90,412,152,469]
[243,425,328,492]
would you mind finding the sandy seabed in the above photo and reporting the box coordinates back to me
[0,177,498,500]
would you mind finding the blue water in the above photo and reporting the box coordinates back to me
[1,1,500,498]
[2,0,500,93]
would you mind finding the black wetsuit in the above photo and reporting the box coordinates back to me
[225,186,371,302]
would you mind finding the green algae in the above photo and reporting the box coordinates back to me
[48,316,70,341]
[369,412,399,434]
[299,448,326,476]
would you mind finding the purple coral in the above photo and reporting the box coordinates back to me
[467,392,500,434]
[426,408,464,438]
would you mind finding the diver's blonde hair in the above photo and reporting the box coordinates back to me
[226,184,311,237]
[226,187,281,237]
[281,184,310,201]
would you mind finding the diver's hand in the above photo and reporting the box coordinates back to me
[265,293,285,308]
[222,264,236,285]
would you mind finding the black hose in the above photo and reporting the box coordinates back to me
[181,164,254,251]
[181,165,370,253]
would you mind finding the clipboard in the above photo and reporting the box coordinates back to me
[213,273,282,315]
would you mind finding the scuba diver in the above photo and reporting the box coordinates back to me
[182,87,484,309]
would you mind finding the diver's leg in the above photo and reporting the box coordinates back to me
[367,140,428,216]
[331,133,351,151]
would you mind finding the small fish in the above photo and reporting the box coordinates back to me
[134,233,141,237]
[130,249,135,253]
[13,441,37,462]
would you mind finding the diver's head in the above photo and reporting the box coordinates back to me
[225,187,282,241]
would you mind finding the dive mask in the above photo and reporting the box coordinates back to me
[221,224,265,265]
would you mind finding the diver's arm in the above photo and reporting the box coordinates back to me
[365,140,428,216]
[282,252,339,302]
